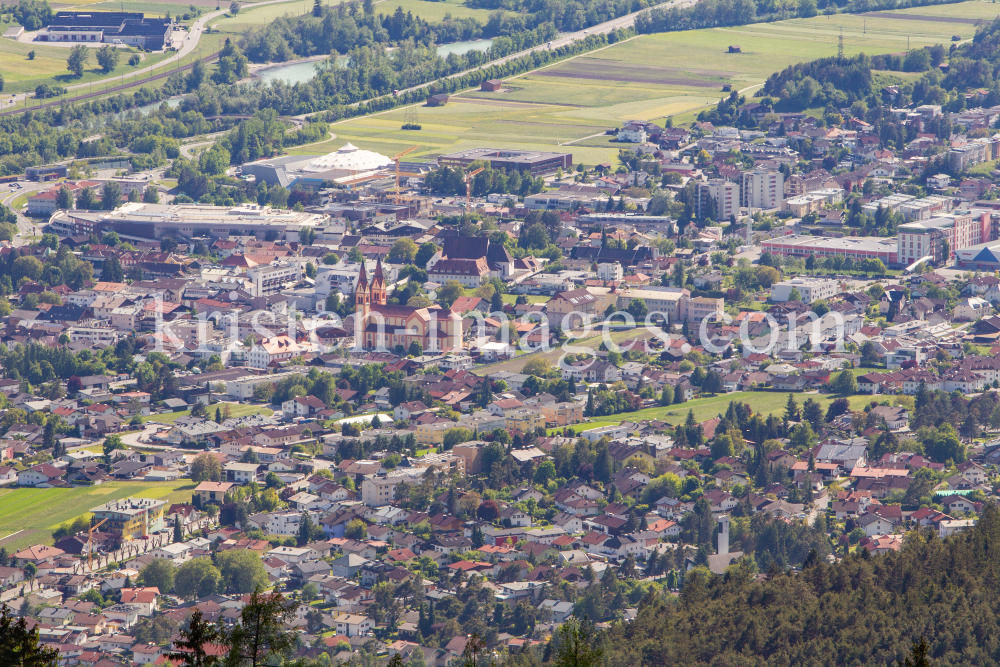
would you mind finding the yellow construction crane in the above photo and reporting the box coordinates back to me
[463,167,484,206]
[87,518,107,573]
[391,146,419,203]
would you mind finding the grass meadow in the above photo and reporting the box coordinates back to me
[140,402,274,424]
[316,3,986,165]
[563,392,880,434]
[0,481,197,553]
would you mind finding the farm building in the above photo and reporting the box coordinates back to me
[728,45,741,53]
[427,94,450,107]
[481,79,503,91]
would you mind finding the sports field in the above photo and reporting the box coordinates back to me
[0,481,197,554]
[317,3,985,165]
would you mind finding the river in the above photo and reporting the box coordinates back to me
[256,38,495,85]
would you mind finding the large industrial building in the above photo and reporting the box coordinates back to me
[91,497,166,540]
[761,234,900,267]
[955,240,1000,270]
[49,203,329,242]
[39,12,173,50]
[240,143,397,191]
[437,148,572,176]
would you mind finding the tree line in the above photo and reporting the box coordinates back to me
[635,0,963,37]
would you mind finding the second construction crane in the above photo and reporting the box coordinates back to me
[391,146,419,204]
[463,167,484,206]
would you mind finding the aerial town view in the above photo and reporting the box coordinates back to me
[4,0,1000,663]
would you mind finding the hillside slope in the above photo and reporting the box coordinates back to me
[518,506,1000,667]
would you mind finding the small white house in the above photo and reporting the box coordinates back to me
[150,543,192,563]
[617,124,646,143]
[333,613,371,637]
[478,341,515,362]
[224,462,260,484]
[927,173,951,189]
[939,518,976,538]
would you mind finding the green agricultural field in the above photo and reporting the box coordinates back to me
[141,402,274,423]
[323,5,980,164]
[0,481,197,554]
[213,0,314,29]
[372,0,502,22]
[568,391,876,433]
[876,0,1000,19]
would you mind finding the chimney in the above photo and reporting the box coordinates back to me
[717,515,730,556]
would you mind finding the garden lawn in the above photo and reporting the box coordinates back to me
[0,480,197,553]
[501,294,550,305]
[141,402,274,423]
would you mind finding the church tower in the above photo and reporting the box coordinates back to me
[371,256,387,306]
[354,260,371,319]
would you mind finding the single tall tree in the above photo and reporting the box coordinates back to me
[103,254,124,282]
[0,604,59,666]
[66,45,88,77]
[223,590,299,667]
[169,609,219,667]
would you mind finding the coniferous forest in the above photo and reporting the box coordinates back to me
[509,506,1000,667]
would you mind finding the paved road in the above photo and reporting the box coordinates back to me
[1,182,49,246]
[119,424,174,449]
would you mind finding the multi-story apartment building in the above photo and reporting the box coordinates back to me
[897,210,991,265]
[91,498,166,540]
[682,296,725,324]
[741,169,784,210]
[949,140,990,172]
[616,288,690,324]
[539,401,585,427]
[770,278,839,304]
[247,263,302,297]
[696,180,740,221]
[361,471,425,507]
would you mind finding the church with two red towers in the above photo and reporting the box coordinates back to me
[351,257,463,353]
